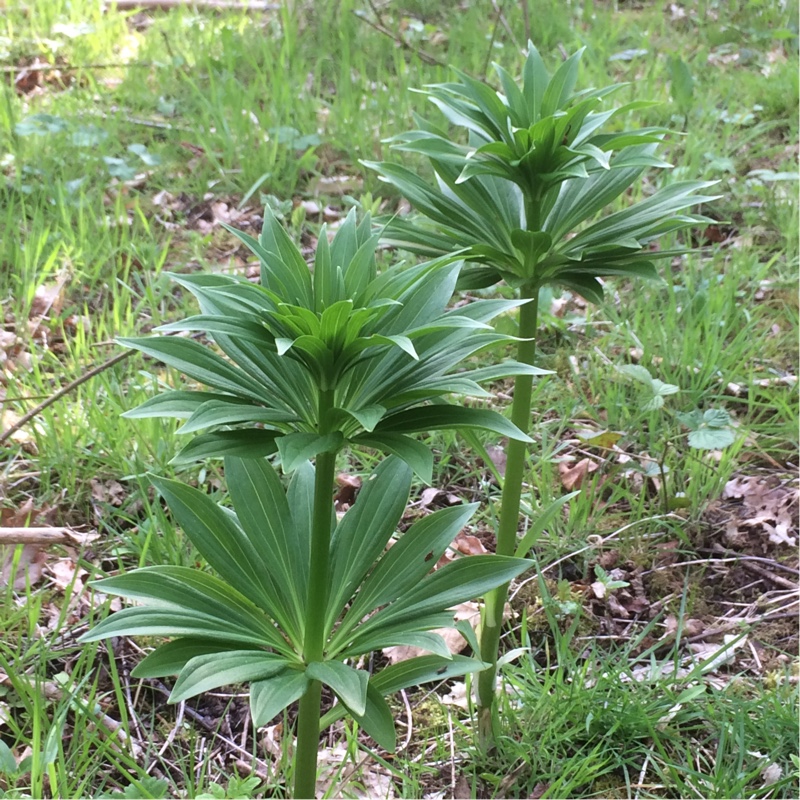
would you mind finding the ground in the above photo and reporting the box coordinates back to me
[0,1,797,798]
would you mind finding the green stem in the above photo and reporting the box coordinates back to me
[294,389,337,800]
[477,284,539,744]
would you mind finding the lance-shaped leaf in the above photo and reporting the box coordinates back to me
[334,503,478,649]
[375,405,532,442]
[133,639,251,679]
[250,670,309,727]
[170,651,290,703]
[326,457,412,632]
[224,457,309,641]
[80,566,292,653]
[147,476,298,641]
[356,555,530,639]
[307,661,369,717]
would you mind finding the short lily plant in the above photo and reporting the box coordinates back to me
[81,209,539,798]
[367,42,716,741]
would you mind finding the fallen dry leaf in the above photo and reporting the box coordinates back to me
[451,533,487,556]
[559,457,599,491]
[334,473,360,511]
[383,602,480,664]
[46,558,88,592]
[484,444,506,477]
[418,487,461,509]
[662,614,705,638]
[90,479,126,507]
[0,544,47,589]
[723,475,798,547]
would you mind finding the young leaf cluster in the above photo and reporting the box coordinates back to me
[367,42,718,301]
[122,208,540,481]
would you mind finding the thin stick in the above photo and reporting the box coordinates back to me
[703,545,799,575]
[0,349,132,445]
[399,688,413,752]
[490,0,521,52]
[2,62,156,73]
[105,0,279,10]
[356,7,448,69]
[0,527,99,546]
[481,2,503,80]
[520,0,531,43]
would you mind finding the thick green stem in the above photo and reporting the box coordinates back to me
[293,389,337,800]
[477,285,539,743]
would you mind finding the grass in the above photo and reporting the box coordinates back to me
[0,0,797,797]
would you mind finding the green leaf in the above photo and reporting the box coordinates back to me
[307,661,369,716]
[522,42,550,123]
[340,631,452,660]
[348,683,396,752]
[287,460,315,555]
[118,337,267,404]
[122,391,232,420]
[257,209,313,305]
[541,47,584,117]
[340,404,386,433]
[224,457,308,641]
[353,433,433,484]
[668,56,694,112]
[277,431,344,473]
[618,364,653,385]
[171,430,279,464]
[148,476,287,631]
[83,566,290,652]
[511,229,552,272]
[250,670,309,727]
[372,655,488,695]
[326,458,412,631]
[0,739,18,775]
[361,556,530,638]
[343,503,477,628]
[80,607,268,649]
[156,315,273,347]
[641,378,680,411]
[377,405,532,443]
[133,639,250,679]
[178,400,296,434]
[170,651,289,703]
[678,408,735,450]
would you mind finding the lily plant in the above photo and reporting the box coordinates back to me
[366,42,717,742]
[80,208,540,798]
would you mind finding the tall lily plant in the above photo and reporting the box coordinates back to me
[80,209,538,798]
[366,43,717,741]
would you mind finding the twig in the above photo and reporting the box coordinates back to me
[703,545,799,576]
[481,3,502,80]
[155,700,185,760]
[78,108,192,132]
[0,527,99,546]
[0,349,132,445]
[509,517,676,603]
[399,688,413,752]
[445,706,456,797]
[355,7,448,69]
[520,0,531,43]
[105,0,279,10]
[685,605,799,643]
[148,681,272,771]
[122,669,146,751]
[0,674,143,758]
[0,62,155,73]
[738,560,797,590]
[490,0,521,52]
